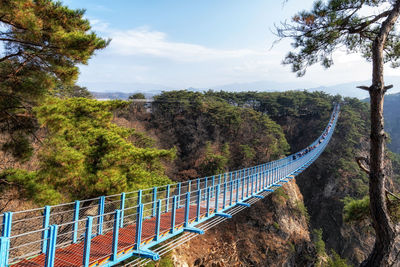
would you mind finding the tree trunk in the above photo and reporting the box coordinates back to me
[362,89,395,267]
[361,5,400,264]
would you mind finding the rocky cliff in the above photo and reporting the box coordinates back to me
[171,180,316,267]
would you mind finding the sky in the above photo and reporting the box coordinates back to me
[61,0,399,93]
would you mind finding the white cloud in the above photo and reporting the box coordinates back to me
[107,28,260,62]
[89,18,110,33]
[81,19,400,93]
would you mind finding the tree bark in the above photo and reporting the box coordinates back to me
[361,2,400,266]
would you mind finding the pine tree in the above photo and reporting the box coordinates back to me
[277,1,400,266]
[0,0,108,159]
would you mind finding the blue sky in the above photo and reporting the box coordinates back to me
[61,0,392,93]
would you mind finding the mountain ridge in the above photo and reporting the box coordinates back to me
[88,76,400,100]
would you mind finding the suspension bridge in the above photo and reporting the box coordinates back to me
[0,105,340,267]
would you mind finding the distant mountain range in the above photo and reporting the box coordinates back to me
[88,76,400,100]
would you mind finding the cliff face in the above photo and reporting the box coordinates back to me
[171,180,316,267]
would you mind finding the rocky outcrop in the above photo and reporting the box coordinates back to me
[171,180,316,267]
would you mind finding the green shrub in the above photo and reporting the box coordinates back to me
[342,196,370,223]
[313,228,326,257]
[327,250,352,267]
[295,201,310,223]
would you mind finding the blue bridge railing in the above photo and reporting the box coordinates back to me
[0,105,340,267]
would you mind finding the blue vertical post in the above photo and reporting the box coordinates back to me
[236,179,240,203]
[246,175,250,197]
[97,196,105,236]
[83,217,93,267]
[41,206,51,253]
[165,185,170,213]
[45,225,58,267]
[177,183,181,207]
[255,174,258,193]
[264,170,266,188]
[241,176,245,200]
[279,165,282,180]
[120,193,125,228]
[134,204,144,249]
[196,189,201,222]
[261,171,264,189]
[188,180,192,192]
[222,182,227,209]
[170,196,177,234]
[211,176,215,198]
[206,187,211,217]
[137,190,143,205]
[229,181,233,206]
[215,184,220,212]
[272,168,275,184]
[0,212,12,267]
[154,200,162,241]
[72,200,80,243]
[0,236,10,267]
[268,169,271,186]
[2,212,12,238]
[184,192,191,227]
[204,178,208,201]
[218,174,221,186]
[111,210,121,261]
[197,178,200,191]
[251,175,254,195]
[152,187,157,217]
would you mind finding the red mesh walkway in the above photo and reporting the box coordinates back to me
[11,205,209,267]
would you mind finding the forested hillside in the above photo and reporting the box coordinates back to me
[1,89,399,266]
[116,91,289,180]
[0,98,174,208]
[200,91,400,264]
[125,90,397,265]
[384,93,400,154]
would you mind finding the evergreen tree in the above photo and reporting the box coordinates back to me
[129,93,146,100]
[53,83,93,99]
[277,1,400,266]
[33,97,174,201]
[0,0,108,160]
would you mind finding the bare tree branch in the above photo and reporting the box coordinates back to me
[356,156,370,174]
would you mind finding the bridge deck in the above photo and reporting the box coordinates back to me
[12,205,208,267]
